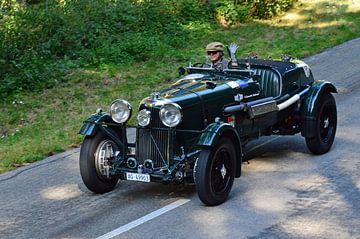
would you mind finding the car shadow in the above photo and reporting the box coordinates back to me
[242,135,309,163]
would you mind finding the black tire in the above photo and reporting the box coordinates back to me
[195,137,236,206]
[79,130,119,194]
[306,93,337,155]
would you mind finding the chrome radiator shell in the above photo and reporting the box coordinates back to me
[135,109,174,169]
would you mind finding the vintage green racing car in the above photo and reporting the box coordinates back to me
[79,48,337,206]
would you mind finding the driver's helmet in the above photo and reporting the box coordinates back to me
[206,42,224,52]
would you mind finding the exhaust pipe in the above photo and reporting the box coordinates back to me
[224,87,310,115]
[277,87,309,111]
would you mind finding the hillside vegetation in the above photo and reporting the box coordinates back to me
[0,0,295,97]
[0,0,359,173]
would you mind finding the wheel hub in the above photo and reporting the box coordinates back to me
[323,117,329,128]
[220,164,227,179]
[95,140,116,179]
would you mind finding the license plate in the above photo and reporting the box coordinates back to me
[126,172,150,183]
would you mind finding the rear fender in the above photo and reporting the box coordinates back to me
[198,122,243,177]
[301,81,337,137]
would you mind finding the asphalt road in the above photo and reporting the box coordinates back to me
[1,38,360,239]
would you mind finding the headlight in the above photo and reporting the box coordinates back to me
[159,103,182,127]
[137,109,151,127]
[110,99,132,123]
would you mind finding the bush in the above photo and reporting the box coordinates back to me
[0,0,296,98]
[216,1,252,25]
[0,0,192,97]
[251,0,296,19]
[165,0,214,23]
[214,0,296,25]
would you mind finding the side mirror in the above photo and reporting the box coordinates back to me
[178,67,186,76]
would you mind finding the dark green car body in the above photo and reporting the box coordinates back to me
[79,58,337,205]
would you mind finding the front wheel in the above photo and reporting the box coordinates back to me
[306,93,337,154]
[195,137,236,206]
[79,130,120,194]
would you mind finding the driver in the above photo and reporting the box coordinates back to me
[204,42,230,70]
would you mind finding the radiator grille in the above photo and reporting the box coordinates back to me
[136,109,173,169]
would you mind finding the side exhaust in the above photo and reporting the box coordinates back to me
[224,87,310,115]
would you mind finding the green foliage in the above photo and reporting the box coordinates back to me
[251,0,296,19]
[216,1,252,24]
[0,0,297,98]
[0,0,190,97]
[165,0,214,23]
[214,0,297,25]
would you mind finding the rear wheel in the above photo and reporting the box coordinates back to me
[195,137,236,206]
[80,130,119,193]
[306,93,337,154]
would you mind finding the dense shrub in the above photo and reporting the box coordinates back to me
[165,0,214,23]
[215,1,252,24]
[0,0,191,97]
[251,0,296,19]
[215,0,297,24]
[0,0,296,98]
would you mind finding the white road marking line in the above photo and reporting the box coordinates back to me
[97,136,279,239]
[96,198,190,239]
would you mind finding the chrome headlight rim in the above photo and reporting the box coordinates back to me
[159,103,182,128]
[110,99,132,124]
[137,109,151,127]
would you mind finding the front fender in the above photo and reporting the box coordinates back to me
[301,80,337,137]
[198,122,242,177]
[198,122,236,147]
[79,112,116,136]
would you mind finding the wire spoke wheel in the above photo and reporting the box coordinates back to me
[80,130,120,194]
[95,140,117,181]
